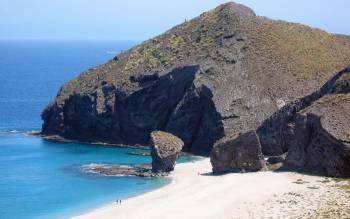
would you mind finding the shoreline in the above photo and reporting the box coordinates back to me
[32,133,195,157]
[32,133,150,149]
[72,158,350,219]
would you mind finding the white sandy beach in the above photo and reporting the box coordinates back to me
[73,158,350,219]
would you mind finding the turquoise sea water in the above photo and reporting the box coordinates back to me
[0,41,195,219]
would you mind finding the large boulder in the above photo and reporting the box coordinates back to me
[210,131,266,173]
[150,131,184,173]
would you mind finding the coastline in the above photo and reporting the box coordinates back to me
[33,133,195,157]
[32,133,150,150]
[72,158,350,219]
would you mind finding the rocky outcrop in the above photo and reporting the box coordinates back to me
[150,131,184,173]
[210,68,350,176]
[284,94,350,177]
[41,2,350,155]
[81,131,186,177]
[42,65,224,155]
[210,131,266,173]
[283,70,350,177]
[266,154,286,165]
[257,67,350,155]
[82,163,157,177]
[208,67,350,177]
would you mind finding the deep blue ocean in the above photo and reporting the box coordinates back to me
[0,40,194,219]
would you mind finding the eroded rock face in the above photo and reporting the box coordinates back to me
[282,70,350,177]
[210,131,266,173]
[150,131,184,173]
[257,68,350,155]
[284,94,350,177]
[42,65,224,155]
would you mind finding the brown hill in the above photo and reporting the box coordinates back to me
[41,2,350,155]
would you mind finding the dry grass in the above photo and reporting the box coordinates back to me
[58,3,350,99]
[123,8,225,74]
[247,19,350,80]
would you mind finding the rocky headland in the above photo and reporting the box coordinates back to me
[41,2,350,178]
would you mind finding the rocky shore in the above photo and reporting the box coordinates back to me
[82,164,161,177]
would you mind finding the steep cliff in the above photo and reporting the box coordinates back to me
[41,2,350,155]
[211,67,350,176]
[284,69,350,177]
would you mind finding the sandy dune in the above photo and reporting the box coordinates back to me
[73,159,350,219]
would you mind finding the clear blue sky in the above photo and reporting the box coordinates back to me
[0,0,349,40]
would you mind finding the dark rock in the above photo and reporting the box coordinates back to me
[211,68,350,176]
[257,67,350,155]
[282,69,350,177]
[284,93,350,177]
[42,65,224,155]
[267,154,286,165]
[164,82,224,155]
[129,72,159,84]
[329,69,350,94]
[150,131,184,173]
[41,2,350,156]
[210,131,266,174]
[82,163,165,177]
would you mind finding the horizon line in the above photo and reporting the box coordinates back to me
[0,38,143,42]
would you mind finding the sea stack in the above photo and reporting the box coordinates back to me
[150,131,184,173]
